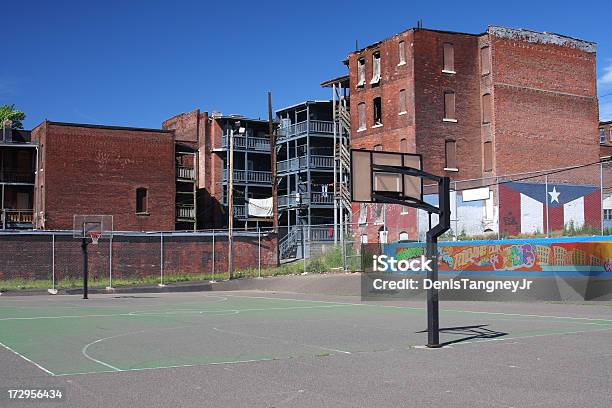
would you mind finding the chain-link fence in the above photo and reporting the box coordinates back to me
[0,229,277,291]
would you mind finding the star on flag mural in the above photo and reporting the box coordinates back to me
[499,182,601,236]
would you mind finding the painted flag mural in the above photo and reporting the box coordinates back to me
[499,182,601,236]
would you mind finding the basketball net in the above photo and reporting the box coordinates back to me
[89,232,102,245]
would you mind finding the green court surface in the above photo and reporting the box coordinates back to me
[1,292,612,377]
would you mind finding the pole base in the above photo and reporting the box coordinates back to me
[158,283,166,288]
[105,286,114,292]
[426,343,443,348]
[47,288,58,295]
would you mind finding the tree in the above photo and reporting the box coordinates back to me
[0,104,26,129]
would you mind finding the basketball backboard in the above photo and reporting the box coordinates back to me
[73,215,113,240]
[351,149,423,203]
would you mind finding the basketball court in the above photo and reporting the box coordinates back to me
[1,289,612,407]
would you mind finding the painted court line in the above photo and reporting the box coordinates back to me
[212,326,352,355]
[224,294,612,325]
[0,340,55,376]
[0,304,354,321]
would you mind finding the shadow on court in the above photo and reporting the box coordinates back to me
[416,324,508,346]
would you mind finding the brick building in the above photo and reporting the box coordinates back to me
[345,25,600,241]
[32,121,176,231]
[163,110,274,230]
[600,121,612,155]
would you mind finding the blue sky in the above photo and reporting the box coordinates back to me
[3,0,611,129]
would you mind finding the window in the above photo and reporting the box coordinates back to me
[399,231,409,241]
[371,52,381,85]
[605,209,612,220]
[399,89,407,114]
[373,97,382,126]
[482,93,492,124]
[374,144,383,151]
[136,188,148,214]
[600,128,606,144]
[481,46,491,75]
[483,141,493,172]
[400,138,408,153]
[360,234,368,244]
[443,43,455,73]
[445,140,457,170]
[444,91,456,121]
[357,58,366,87]
[358,102,366,131]
[398,41,406,65]
[610,127,612,141]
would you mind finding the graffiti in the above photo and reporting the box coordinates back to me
[388,238,612,275]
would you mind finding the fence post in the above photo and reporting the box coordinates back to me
[545,175,549,237]
[302,224,306,274]
[454,181,458,241]
[159,232,165,287]
[210,229,216,283]
[258,227,261,278]
[50,232,56,294]
[497,177,501,240]
[107,234,113,290]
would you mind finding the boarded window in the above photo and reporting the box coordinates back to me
[400,138,408,153]
[374,144,383,151]
[444,91,456,120]
[371,52,381,84]
[399,89,407,113]
[357,58,366,87]
[445,140,457,169]
[373,97,382,125]
[136,188,148,213]
[482,93,492,124]
[483,141,493,171]
[398,41,406,64]
[358,102,366,130]
[480,46,491,75]
[443,43,454,72]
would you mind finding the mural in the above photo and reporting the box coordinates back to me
[388,237,612,276]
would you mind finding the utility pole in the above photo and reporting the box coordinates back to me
[268,92,279,266]
[228,127,235,279]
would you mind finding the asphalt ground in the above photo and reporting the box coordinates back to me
[1,289,611,407]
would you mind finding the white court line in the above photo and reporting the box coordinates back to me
[212,326,352,355]
[223,294,612,325]
[54,357,279,377]
[0,340,55,376]
[0,304,353,321]
[455,326,612,345]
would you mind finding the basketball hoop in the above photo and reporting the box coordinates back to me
[89,232,102,245]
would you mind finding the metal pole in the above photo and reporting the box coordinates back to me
[210,229,216,283]
[545,175,549,237]
[258,227,261,278]
[601,162,604,235]
[82,238,88,300]
[302,223,306,274]
[107,234,113,290]
[454,181,458,241]
[497,177,501,240]
[228,129,234,279]
[333,83,338,245]
[51,233,55,292]
[159,232,164,287]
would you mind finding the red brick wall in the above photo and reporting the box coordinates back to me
[413,29,483,181]
[490,29,599,183]
[31,122,176,231]
[0,232,278,282]
[348,30,416,152]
